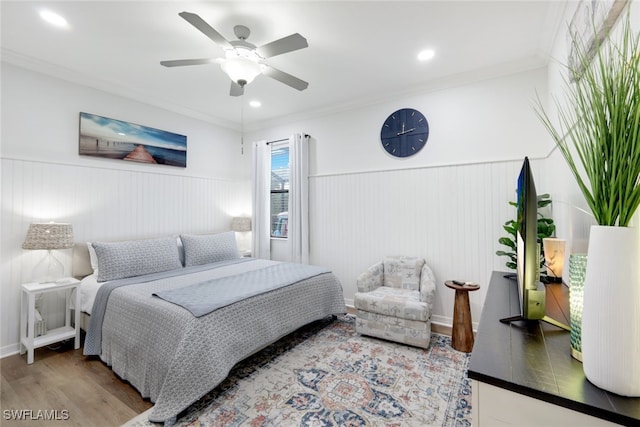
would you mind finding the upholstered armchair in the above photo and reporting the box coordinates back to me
[354,256,436,349]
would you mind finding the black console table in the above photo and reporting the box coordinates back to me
[468,271,640,426]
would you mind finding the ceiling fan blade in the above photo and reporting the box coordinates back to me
[230,81,244,97]
[262,66,309,91]
[178,11,233,49]
[256,33,308,58]
[160,58,215,67]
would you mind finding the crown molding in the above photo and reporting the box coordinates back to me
[1,48,239,131]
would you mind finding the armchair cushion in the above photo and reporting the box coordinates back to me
[383,256,425,290]
[354,287,429,322]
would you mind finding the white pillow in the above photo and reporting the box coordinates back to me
[87,242,99,276]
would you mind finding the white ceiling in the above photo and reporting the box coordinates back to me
[1,1,570,131]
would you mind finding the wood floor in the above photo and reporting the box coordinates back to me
[1,337,152,427]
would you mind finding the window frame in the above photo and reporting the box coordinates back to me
[269,142,289,239]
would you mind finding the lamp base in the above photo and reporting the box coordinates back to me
[540,275,563,284]
[32,250,65,283]
[571,347,583,362]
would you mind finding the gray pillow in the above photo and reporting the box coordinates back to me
[180,231,239,267]
[92,237,182,282]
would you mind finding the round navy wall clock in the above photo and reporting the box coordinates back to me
[380,108,429,158]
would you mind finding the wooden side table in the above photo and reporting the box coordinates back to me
[20,278,81,364]
[445,280,480,352]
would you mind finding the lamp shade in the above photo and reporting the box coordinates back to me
[543,237,566,283]
[231,217,252,232]
[22,222,74,250]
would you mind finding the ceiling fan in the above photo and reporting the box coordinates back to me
[161,12,309,96]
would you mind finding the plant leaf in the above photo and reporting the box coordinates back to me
[498,237,516,249]
[534,14,640,226]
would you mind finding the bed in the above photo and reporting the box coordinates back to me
[73,232,346,425]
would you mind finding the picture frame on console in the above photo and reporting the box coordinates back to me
[567,0,629,81]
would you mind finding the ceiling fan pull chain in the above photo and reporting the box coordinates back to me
[241,95,245,155]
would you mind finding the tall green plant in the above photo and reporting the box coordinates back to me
[535,15,640,226]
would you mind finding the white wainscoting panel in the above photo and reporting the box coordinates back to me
[309,160,523,328]
[1,158,250,356]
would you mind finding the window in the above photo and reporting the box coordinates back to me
[270,145,289,238]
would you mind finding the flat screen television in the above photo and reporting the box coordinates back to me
[499,157,569,330]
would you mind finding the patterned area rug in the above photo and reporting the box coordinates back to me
[123,315,471,427]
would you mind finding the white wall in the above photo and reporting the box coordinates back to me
[249,68,553,176]
[0,64,252,356]
[246,67,553,327]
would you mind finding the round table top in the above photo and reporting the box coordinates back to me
[444,280,480,291]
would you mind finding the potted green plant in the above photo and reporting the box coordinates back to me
[535,14,640,396]
[496,194,555,276]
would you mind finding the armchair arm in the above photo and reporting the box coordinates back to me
[356,261,384,293]
[419,263,436,306]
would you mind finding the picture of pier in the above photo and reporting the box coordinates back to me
[79,112,187,167]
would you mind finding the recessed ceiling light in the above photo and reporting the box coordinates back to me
[39,10,69,29]
[249,100,261,108]
[417,49,435,61]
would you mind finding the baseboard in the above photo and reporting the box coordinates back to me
[431,323,452,336]
[1,344,20,359]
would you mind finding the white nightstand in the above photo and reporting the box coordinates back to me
[20,278,81,364]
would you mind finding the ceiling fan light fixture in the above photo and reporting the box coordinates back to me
[220,48,263,85]
[162,13,309,95]
[221,57,262,85]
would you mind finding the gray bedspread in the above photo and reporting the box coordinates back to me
[153,262,329,317]
[84,258,251,355]
[84,258,346,424]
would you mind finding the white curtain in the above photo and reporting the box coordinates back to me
[251,140,271,260]
[288,133,310,264]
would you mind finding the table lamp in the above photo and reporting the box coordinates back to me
[22,222,74,283]
[231,217,251,256]
[231,217,251,232]
[543,238,566,283]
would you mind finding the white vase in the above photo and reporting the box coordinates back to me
[581,225,640,396]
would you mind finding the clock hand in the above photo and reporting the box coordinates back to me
[397,128,416,136]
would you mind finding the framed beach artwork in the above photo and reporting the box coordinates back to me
[568,0,628,81]
[79,112,187,167]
